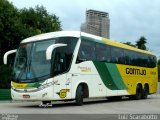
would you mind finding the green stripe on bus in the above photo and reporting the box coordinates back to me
[93,61,127,90]
[93,61,118,90]
[105,63,127,90]
[26,80,45,88]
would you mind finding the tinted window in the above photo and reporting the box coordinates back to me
[129,51,138,66]
[142,54,148,67]
[96,44,111,62]
[52,37,78,76]
[76,38,157,68]
[123,49,156,68]
[111,47,124,64]
[76,39,96,63]
[148,56,157,68]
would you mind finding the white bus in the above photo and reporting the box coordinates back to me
[4,31,158,106]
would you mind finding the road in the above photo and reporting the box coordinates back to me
[0,95,160,120]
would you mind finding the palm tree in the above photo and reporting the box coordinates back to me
[136,36,147,50]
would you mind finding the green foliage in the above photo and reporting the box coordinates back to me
[0,0,62,88]
[123,36,147,50]
[0,65,12,89]
[0,0,62,64]
[19,5,62,38]
[136,36,147,50]
[123,42,136,47]
[0,0,18,62]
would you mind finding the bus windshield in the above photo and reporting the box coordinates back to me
[13,37,78,83]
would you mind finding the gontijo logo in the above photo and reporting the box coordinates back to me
[126,68,146,75]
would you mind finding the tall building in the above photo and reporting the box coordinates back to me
[81,9,110,38]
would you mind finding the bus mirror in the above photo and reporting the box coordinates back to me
[46,43,67,60]
[3,49,17,64]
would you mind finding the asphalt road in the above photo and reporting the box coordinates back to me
[0,95,160,120]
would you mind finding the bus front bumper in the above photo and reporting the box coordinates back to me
[11,86,53,101]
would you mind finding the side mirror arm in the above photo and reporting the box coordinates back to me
[3,49,17,64]
[46,44,67,60]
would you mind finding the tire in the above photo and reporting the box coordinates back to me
[75,85,83,106]
[142,85,149,99]
[129,95,135,100]
[134,85,142,100]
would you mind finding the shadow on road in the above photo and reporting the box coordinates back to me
[17,96,153,109]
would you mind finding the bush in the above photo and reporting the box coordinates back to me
[0,65,12,89]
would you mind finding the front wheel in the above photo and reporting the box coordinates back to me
[75,85,83,106]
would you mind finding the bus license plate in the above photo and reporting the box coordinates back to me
[23,95,30,98]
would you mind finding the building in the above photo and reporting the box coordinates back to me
[81,9,110,38]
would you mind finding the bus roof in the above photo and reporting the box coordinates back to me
[21,31,155,56]
[21,31,81,43]
[80,32,155,56]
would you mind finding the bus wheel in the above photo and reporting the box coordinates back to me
[134,84,142,100]
[142,85,149,99]
[75,85,83,106]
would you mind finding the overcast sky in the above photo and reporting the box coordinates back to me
[9,0,160,57]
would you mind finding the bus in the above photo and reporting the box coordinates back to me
[3,31,158,106]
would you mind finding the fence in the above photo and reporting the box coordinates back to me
[0,89,11,100]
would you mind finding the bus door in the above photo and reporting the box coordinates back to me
[65,73,73,99]
[52,50,72,99]
[52,48,69,99]
[53,74,67,99]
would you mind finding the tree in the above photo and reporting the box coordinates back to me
[136,36,147,50]
[0,0,62,89]
[0,0,18,64]
[123,42,136,47]
[19,5,62,39]
[0,1,62,65]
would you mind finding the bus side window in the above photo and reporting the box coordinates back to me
[124,50,129,65]
[151,56,157,68]
[111,47,117,63]
[143,55,148,67]
[96,43,111,62]
[118,49,125,64]
[76,39,96,63]
[111,47,124,64]
[131,52,138,66]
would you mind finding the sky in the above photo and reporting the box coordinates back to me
[8,0,160,57]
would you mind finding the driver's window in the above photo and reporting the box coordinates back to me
[51,47,68,76]
[53,51,66,73]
